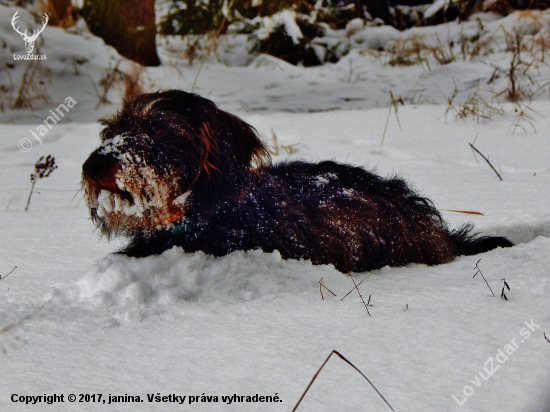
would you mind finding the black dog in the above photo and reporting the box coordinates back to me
[82,90,512,273]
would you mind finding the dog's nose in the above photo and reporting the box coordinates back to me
[82,153,117,181]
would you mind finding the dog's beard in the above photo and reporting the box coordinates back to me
[83,137,190,236]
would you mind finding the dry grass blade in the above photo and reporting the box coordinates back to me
[456,90,505,123]
[508,102,539,134]
[343,252,370,316]
[292,350,394,412]
[386,33,430,69]
[318,277,336,300]
[350,274,370,316]
[88,60,122,109]
[13,59,52,109]
[495,21,550,103]
[267,129,301,156]
[434,81,458,122]
[468,142,503,181]
[123,63,145,100]
[0,298,52,354]
[442,209,484,215]
[473,258,495,296]
[340,274,371,301]
[0,266,17,280]
[380,90,404,146]
[190,59,205,93]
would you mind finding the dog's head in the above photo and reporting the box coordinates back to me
[82,90,270,237]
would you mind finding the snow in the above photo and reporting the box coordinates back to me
[247,10,304,45]
[424,0,453,19]
[1,4,550,412]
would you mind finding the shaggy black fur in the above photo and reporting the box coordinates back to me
[82,90,513,273]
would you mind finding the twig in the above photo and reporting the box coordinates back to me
[1,298,51,336]
[319,277,336,300]
[473,259,495,296]
[24,179,36,212]
[544,332,550,344]
[344,253,370,316]
[292,350,394,412]
[340,274,371,301]
[350,273,370,315]
[468,142,503,181]
[0,266,17,280]
[87,60,122,109]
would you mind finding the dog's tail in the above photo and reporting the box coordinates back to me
[449,224,513,256]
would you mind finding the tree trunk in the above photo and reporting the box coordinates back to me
[45,0,74,28]
[81,0,160,66]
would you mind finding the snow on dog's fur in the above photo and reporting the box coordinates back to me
[82,90,512,273]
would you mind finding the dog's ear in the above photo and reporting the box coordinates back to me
[199,108,270,173]
[192,100,271,206]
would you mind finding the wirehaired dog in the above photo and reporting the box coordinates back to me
[82,90,512,273]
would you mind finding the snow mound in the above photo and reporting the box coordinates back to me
[348,24,400,50]
[483,216,550,245]
[249,53,302,72]
[71,247,331,310]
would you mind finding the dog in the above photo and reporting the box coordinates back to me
[82,90,513,273]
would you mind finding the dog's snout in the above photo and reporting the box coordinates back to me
[83,153,117,181]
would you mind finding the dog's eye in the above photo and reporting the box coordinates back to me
[150,125,164,136]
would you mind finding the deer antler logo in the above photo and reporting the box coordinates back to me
[11,11,49,54]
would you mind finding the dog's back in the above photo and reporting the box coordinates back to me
[121,159,512,273]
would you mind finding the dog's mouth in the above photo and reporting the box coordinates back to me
[95,188,143,218]
[83,163,135,214]
[82,155,189,234]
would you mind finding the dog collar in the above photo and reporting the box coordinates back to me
[167,215,217,235]
[167,200,227,235]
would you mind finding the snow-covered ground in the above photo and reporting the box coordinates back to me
[1,5,549,412]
